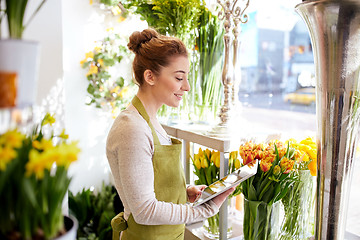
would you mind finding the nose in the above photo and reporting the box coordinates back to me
[181,78,190,92]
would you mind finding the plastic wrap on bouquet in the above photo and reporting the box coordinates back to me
[296,1,360,239]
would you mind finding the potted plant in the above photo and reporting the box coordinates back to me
[0,113,81,239]
[0,0,47,108]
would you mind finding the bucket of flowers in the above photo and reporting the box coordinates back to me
[0,113,81,240]
[238,140,298,240]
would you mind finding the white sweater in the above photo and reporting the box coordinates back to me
[106,108,219,225]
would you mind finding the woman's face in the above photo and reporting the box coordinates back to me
[153,55,190,107]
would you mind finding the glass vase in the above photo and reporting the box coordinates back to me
[202,212,233,239]
[280,170,315,240]
[243,199,281,240]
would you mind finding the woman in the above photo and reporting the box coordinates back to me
[106,28,235,240]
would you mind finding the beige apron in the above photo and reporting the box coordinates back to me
[111,96,187,240]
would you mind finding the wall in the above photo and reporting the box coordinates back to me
[62,0,146,193]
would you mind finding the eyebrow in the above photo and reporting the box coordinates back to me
[174,70,186,74]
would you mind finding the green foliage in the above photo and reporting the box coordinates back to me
[194,6,224,120]
[69,183,121,240]
[3,0,47,39]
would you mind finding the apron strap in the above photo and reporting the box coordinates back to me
[131,95,161,145]
[111,212,128,240]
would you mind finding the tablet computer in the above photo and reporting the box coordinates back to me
[193,160,258,207]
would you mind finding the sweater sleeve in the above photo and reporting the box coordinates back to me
[106,110,219,225]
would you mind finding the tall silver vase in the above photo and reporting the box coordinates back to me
[296,1,360,239]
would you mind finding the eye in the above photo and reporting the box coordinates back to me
[176,77,183,81]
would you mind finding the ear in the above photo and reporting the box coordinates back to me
[143,70,156,86]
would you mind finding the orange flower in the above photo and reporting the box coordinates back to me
[243,151,255,165]
[308,159,317,176]
[280,157,295,174]
[260,160,272,172]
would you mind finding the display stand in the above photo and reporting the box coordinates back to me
[163,123,245,240]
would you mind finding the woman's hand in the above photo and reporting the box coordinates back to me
[211,186,237,208]
[187,185,206,203]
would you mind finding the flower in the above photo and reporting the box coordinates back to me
[0,113,81,239]
[238,140,297,204]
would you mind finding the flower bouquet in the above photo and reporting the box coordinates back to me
[80,29,136,117]
[279,137,317,240]
[192,148,240,239]
[0,113,81,239]
[238,140,297,240]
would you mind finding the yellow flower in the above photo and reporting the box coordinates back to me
[205,149,211,160]
[111,6,122,16]
[0,129,24,149]
[234,158,241,169]
[198,147,204,157]
[80,58,87,66]
[308,159,317,176]
[193,154,201,170]
[32,139,54,151]
[0,146,17,171]
[56,141,81,168]
[87,64,98,76]
[94,46,102,53]
[26,149,54,179]
[85,51,94,59]
[214,153,220,168]
[42,113,55,126]
[89,0,93,5]
[119,86,130,98]
[201,156,209,169]
[106,27,114,32]
[59,129,69,140]
[111,86,121,94]
[97,59,104,67]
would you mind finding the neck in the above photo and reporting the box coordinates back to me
[136,89,161,120]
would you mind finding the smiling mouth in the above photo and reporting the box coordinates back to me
[174,94,183,100]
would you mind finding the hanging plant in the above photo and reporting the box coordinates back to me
[80,29,137,116]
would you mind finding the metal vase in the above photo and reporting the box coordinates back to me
[296,1,360,239]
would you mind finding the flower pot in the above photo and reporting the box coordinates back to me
[0,39,40,108]
[54,215,78,240]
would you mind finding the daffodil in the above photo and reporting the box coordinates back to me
[42,113,56,126]
[59,129,69,140]
[87,64,98,76]
[0,129,24,149]
[56,141,81,168]
[0,146,17,170]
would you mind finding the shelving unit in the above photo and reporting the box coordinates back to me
[162,123,242,240]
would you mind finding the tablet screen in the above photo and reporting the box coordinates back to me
[193,160,258,207]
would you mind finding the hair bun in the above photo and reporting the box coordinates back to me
[128,29,159,54]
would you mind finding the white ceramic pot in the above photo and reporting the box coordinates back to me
[54,215,78,240]
[0,39,40,107]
